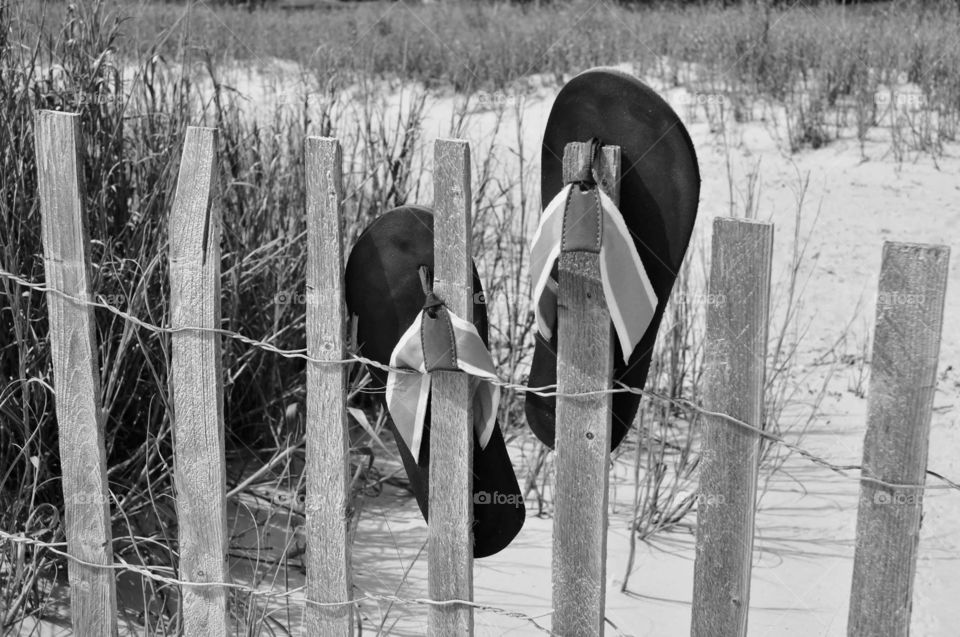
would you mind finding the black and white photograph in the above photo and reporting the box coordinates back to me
[0,0,957,634]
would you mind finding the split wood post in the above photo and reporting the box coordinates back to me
[691,217,773,637]
[553,141,620,637]
[847,242,950,637]
[303,137,353,636]
[168,126,229,636]
[428,138,474,636]
[35,110,119,636]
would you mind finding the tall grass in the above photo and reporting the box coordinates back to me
[2,0,550,628]
[23,0,960,156]
[0,1,440,630]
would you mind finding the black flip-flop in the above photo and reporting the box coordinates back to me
[525,67,701,451]
[345,205,525,558]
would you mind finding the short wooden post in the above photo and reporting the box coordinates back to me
[848,242,949,637]
[428,138,474,636]
[35,110,119,637]
[553,141,620,637]
[303,137,353,636]
[168,126,229,636]
[691,218,773,637]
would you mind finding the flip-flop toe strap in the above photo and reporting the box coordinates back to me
[530,182,659,364]
[385,271,499,462]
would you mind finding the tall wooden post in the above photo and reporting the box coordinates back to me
[428,139,475,636]
[304,137,353,635]
[553,141,620,636]
[168,126,229,636]
[848,242,949,637]
[692,218,773,637]
[35,110,119,637]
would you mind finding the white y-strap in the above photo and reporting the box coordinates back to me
[529,184,658,364]
[385,309,499,462]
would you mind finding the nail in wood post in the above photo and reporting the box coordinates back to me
[428,139,474,636]
[168,127,229,636]
[848,242,949,637]
[304,137,353,636]
[35,110,119,637]
[553,141,620,637]
[692,217,773,637]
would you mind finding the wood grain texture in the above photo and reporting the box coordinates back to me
[303,137,353,636]
[552,142,620,637]
[691,217,773,637]
[168,126,229,637]
[35,110,118,637]
[560,143,621,206]
[848,242,950,637]
[428,139,475,636]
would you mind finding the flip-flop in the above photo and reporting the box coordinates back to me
[525,67,701,451]
[345,205,525,558]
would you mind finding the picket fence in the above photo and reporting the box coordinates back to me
[31,109,949,636]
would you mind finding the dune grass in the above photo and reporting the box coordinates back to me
[24,0,960,154]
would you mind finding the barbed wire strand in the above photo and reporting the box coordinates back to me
[2,266,958,498]
[0,529,555,633]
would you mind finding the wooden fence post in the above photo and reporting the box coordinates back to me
[303,137,353,636]
[35,110,119,637]
[168,126,229,636]
[553,141,620,637]
[428,138,474,636]
[848,242,949,637]
[691,217,773,637]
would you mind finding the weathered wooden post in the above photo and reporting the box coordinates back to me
[35,110,119,636]
[553,141,620,636]
[428,138,475,635]
[848,242,949,637]
[303,136,353,635]
[692,217,773,637]
[168,126,229,636]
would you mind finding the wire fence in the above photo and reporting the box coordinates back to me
[2,265,957,497]
[0,529,556,634]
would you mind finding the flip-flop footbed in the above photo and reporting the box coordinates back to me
[525,67,701,451]
[345,205,525,558]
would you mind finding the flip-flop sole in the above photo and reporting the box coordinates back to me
[526,67,701,450]
[345,205,525,558]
